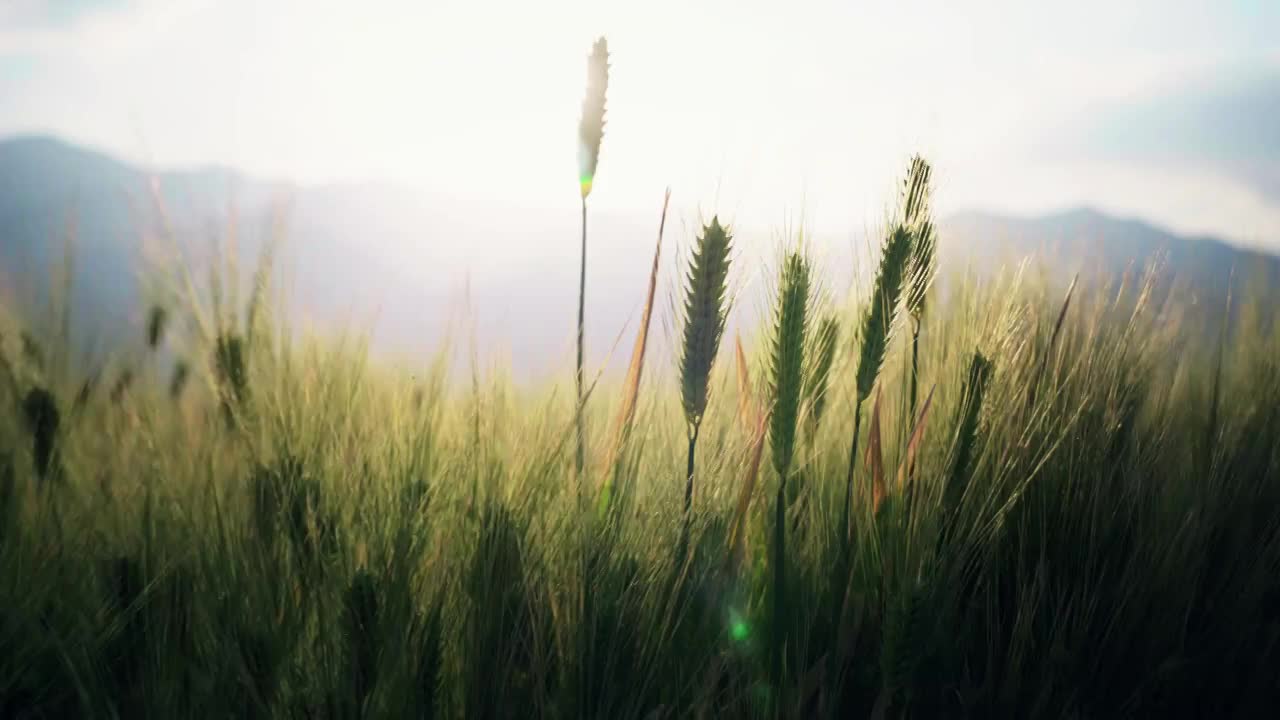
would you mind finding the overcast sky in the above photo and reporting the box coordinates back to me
[2,0,1278,247]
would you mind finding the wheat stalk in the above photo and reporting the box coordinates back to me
[578,37,609,202]
[903,155,936,419]
[678,215,733,548]
[842,223,913,546]
[1026,273,1079,413]
[598,189,669,518]
[769,251,812,481]
[866,389,886,515]
[146,305,168,352]
[896,383,936,491]
[575,36,610,486]
[727,405,771,575]
[766,247,811,696]
[942,351,993,544]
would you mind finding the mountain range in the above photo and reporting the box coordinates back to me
[1,135,1276,379]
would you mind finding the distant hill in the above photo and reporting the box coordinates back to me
[938,207,1280,324]
[1,136,1275,378]
[0,136,281,351]
[0,136,669,377]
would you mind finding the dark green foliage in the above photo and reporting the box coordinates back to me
[400,478,430,515]
[251,460,284,545]
[160,565,196,667]
[879,580,932,708]
[411,604,444,718]
[943,351,992,528]
[146,305,168,351]
[104,555,147,716]
[345,571,382,714]
[235,625,284,718]
[21,387,59,481]
[250,454,336,564]
[463,503,542,718]
[0,452,13,541]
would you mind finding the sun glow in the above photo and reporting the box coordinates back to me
[10,0,1273,244]
[107,0,982,231]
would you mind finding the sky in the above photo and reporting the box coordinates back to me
[1,0,1279,248]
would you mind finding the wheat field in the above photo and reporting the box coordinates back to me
[1,39,1279,720]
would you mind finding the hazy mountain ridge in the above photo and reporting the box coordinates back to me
[1,135,1275,378]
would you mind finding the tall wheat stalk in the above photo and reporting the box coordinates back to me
[842,223,913,547]
[678,216,733,550]
[766,248,812,697]
[903,156,936,419]
[575,36,610,485]
[865,389,886,514]
[598,189,669,518]
[941,351,993,544]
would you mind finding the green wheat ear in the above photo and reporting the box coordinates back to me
[679,216,733,431]
[22,387,60,482]
[678,215,733,547]
[842,219,914,547]
[903,156,936,323]
[574,35,610,485]
[855,224,914,403]
[902,155,937,417]
[578,37,609,199]
[941,350,993,544]
[769,250,812,481]
[146,305,169,351]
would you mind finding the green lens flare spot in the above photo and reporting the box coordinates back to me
[580,176,594,198]
[730,619,750,642]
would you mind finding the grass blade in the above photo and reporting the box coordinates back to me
[896,383,936,492]
[866,390,885,515]
[598,188,670,516]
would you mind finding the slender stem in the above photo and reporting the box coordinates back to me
[576,197,588,486]
[683,427,699,528]
[771,473,788,703]
[907,320,922,493]
[909,320,921,420]
[841,395,864,549]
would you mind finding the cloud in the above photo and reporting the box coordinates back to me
[1040,63,1280,207]
[0,0,206,55]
